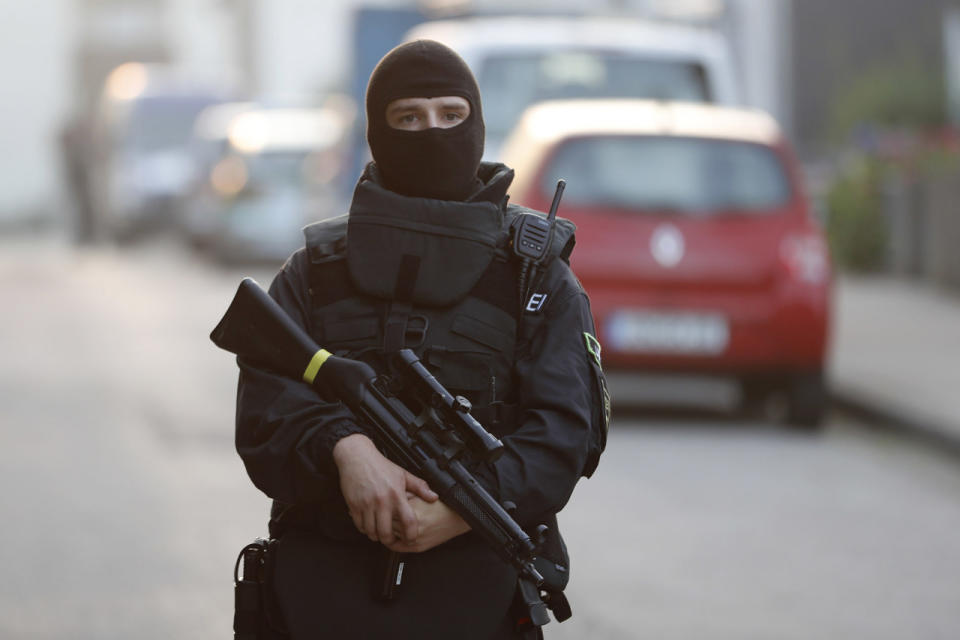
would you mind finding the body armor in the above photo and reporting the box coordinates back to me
[302,203,523,437]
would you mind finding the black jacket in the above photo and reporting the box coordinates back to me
[233,162,602,638]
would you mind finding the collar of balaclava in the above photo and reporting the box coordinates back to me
[365,40,485,201]
[357,160,514,206]
[346,165,505,305]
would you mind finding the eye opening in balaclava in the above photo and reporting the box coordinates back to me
[366,39,485,201]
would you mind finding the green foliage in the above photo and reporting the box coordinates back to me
[828,59,946,142]
[825,161,888,272]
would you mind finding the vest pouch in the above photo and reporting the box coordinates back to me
[450,313,514,354]
[320,316,380,354]
[532,514,570,593]
[234,538,289,639]
[423,346,492,393]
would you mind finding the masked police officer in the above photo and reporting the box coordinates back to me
[234,40,608,639]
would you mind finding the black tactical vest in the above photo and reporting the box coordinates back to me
[302,178,577,437]
[305,179,508,432]
[305,227,522,436]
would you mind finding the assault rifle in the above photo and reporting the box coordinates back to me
[211,278,570,628]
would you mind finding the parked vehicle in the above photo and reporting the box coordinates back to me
[89,63,232,241]
[404,16,740,159]
[501,100,832,426]
[205,107,350,264]
[178,101,257,248]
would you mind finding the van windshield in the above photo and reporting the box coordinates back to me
[479,52,710,138]
[542,136,792,214]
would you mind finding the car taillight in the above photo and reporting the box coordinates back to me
[780,233,830,284]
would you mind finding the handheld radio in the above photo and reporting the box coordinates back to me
[511,179,566,302]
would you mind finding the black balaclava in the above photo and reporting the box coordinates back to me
[366,39,485,201]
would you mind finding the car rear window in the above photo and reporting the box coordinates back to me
[479,52,710,138]
[542,136,792,214]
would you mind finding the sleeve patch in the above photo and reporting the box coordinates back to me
[584,332,602,368]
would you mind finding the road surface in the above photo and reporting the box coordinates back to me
[1,235,958,639]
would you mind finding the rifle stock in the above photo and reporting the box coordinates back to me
[210,277,379,402]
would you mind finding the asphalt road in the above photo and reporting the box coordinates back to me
[2,235,959,639]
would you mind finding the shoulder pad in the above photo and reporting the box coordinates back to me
[303,214,348,264]
[504,204,577,264]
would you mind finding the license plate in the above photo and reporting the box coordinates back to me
[606,311,729,355]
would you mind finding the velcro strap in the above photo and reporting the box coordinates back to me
[383,254,420,353]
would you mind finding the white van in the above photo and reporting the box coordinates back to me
[404,16,742,159]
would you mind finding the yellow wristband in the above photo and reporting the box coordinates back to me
[302,349,331,384]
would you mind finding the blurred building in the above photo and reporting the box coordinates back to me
[0,2,73,225]
[10,0,952,227]
[0,0,242,227]
[791,0,960,154]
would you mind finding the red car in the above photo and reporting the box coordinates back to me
[502,100,832,426]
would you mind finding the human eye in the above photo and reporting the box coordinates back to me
[388,108,423,129]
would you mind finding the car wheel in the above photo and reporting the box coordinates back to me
[740,375,776,418]
[785,370,827,429]
[740,371,827,429]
